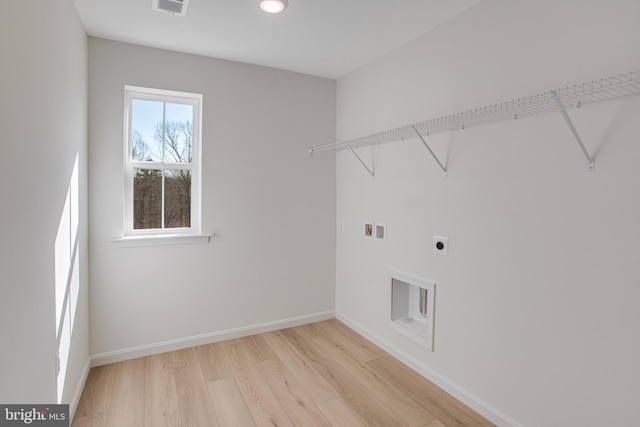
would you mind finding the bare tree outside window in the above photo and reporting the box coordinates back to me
[132,107,193,230]
[133,168,162,229]
[132,130,148,162]
[155,120,192,163]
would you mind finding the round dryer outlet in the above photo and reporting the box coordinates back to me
[433,236,448,255]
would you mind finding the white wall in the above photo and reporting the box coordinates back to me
[88,39,336,357]
[335,0,640,426]
[0,0,89,408]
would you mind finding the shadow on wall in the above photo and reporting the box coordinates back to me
[54,153,81,403]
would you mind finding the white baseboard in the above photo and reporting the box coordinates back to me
[335,311,522,427]
[90,310,335,367]
[69,358,90,423]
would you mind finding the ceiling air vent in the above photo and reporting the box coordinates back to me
[152,0,190,17]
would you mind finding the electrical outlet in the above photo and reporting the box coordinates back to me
[433,235,448,255]
[338,219,344,232]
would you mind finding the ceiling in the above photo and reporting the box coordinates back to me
[72,0,478,79]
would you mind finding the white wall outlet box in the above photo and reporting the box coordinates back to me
[433,235,448,255]
[375,223,386,242]
[338,219,344,232]
[364,222,374,238]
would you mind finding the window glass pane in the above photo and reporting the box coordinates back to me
[164,169,191,228]
[164,103,193,163]
[132,99,163,161]
[133,169,162,229]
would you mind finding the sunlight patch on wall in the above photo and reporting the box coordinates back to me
[54,154,80,403]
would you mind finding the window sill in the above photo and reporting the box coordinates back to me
[111,234,212,248]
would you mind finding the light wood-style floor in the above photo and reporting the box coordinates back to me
[72,319,494,427]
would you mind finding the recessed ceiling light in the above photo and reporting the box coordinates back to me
[259,0,288,14]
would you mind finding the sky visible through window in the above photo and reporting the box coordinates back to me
[132,99,193,162]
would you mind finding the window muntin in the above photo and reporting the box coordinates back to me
[124,86,202,236]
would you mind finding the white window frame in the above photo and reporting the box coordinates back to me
[123,85,203,240]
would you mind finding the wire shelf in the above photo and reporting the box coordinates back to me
[309,71,640,154]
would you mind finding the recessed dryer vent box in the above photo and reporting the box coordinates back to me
[388,268,435,350]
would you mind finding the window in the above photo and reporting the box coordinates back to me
[123,86,202,238]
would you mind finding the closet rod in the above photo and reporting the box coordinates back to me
[309,71,640,156]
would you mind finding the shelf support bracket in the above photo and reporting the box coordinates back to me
[550,91,595,171]
[413,126,447,177]
[346,143,375,177]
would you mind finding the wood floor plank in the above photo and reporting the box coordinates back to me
[424,420,447,427]
[71,411,108,427]
[222,339,294,427]
[144,353,181,427]
[258,358,332,427]
[312,357,405,427]
[106,359,145,427]
[172,348,220,427]
[280,326,329,362]
[239,334,277,362]
[319,320,382,362]
[207,378,257,427]
[299,322,330,338]
[196,342,233,382]
[172,346,200,368]
[315,335,434,426]
[74,364,116,418]
[366,356,495,427]
[317,398,369,427]
[262,330,339,404]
